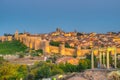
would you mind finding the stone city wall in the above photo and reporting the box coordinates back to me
[15,34,120,56]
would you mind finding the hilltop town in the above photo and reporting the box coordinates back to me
[0,28,120,80]
[1,28,120,55]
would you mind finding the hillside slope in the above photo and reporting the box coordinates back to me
[0,40,27,54]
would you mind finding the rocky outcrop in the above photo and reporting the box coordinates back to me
[62,70,120,80]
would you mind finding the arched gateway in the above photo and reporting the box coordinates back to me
[91,46,117,69]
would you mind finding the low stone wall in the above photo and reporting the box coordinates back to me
[0,55,19,60]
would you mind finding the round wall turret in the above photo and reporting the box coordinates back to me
[59,43,65,55]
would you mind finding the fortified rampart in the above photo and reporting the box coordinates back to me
[14,32,120,56]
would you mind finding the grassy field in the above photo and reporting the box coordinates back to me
[0,40,27,55]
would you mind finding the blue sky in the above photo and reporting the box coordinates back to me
[0,0,120,35]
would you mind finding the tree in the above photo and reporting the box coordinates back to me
[0,62,28,80]
[65,43,71,48]
[86,53,97,68]
[77,32,83,36]
[17,65,28,79]
[4,33,13,36]
[77,59,90,72]
[59,63,78,73]
[32,62,64,79]
[26,74,34,80]
[0,56,5,64]
[35,64,51,79]
[50,41,60,47]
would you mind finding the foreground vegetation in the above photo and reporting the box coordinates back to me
[0,53,119,80]
[0,57,28,80]
[0,56,91,80]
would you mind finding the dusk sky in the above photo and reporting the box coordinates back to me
[0,0,120,35]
